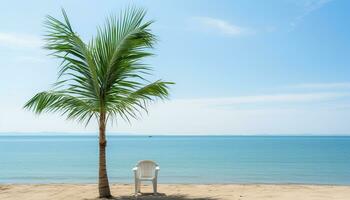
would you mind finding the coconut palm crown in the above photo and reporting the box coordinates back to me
[24,8,173,198]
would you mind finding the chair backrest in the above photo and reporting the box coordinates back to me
[137,160,158,178]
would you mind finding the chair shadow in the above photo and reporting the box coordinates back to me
[98,193,219,200]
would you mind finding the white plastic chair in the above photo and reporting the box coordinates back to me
[132,160,160,195]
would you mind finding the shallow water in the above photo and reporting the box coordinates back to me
[0,135,349,184]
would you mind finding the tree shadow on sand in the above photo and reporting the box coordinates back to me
[93,193,219,200]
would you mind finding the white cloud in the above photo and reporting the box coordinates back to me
[193,17,253,36]
[176,92,348,106]
[2,92,349,135]
[113,92,350,135]
[290,0,333,30]
[0,32,42,48]
[303,0,333,12]
[291,82,350,90]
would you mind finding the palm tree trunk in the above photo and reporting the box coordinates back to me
[98,112,111,198]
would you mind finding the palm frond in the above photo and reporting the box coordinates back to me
[93,7,156,93]
[25,7,173,125]
[106,80,173,122]
[45,9,100,99]
[24,91,96,124]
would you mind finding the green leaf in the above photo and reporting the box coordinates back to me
[24,8,174,125]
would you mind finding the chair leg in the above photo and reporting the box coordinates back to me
[137,180,141,193]
[134,179,138,195]
[153,180,157,194]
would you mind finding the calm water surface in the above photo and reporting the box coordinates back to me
[0,135,349,184]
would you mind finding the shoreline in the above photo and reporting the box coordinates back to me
[1,134,350,137]
[2,182,350,186]
[1,183,350,200]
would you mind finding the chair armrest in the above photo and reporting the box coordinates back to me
[155,166,160,178]
[133,167,138,179]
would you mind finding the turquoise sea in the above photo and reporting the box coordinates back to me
[0,135,349,184]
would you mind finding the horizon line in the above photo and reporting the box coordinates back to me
[0,132,349,137]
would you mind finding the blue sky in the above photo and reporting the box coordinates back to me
[0,0,350,135]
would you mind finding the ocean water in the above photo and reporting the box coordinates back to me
[0,135,349,184]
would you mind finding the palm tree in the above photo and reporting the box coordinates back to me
[24,8,173,198]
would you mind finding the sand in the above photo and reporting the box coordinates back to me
[0,184,350,200]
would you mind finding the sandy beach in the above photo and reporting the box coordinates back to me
[0,184,349,200]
